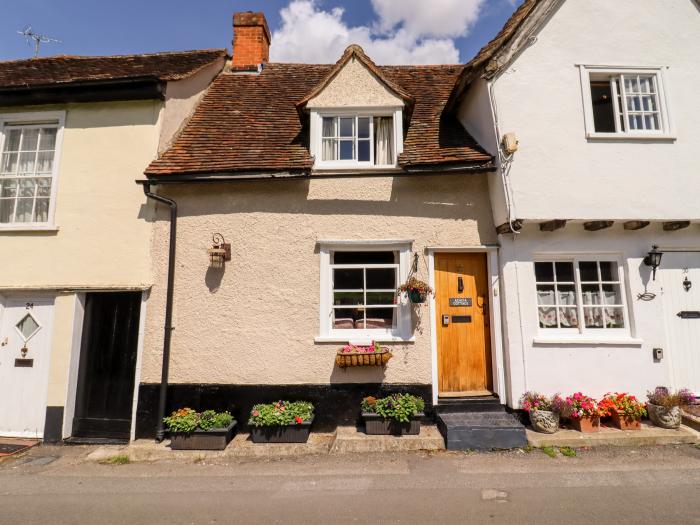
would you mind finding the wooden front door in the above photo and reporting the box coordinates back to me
[435,253,492,396]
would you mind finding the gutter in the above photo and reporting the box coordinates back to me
[141,183,177,442]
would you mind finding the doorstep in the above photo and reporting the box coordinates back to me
[526,421,700,448]
[331,426,445,454]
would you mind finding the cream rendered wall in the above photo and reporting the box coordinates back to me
[0,100,160,289]
[141,174,496,386]
[306,57,403,108]
[488,0,700,221]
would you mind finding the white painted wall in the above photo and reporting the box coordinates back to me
[468,0,700,223]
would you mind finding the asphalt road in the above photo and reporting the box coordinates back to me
[1,444,699,524]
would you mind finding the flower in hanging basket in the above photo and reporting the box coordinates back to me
[398,277,433,304]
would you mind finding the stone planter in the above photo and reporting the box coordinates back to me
[648,403,682,429]
[571,416,600,433]
[169,421,237,450]
[250,417,314,443]
[610,410,641,430]
[529,410,560,434]
[362,413,422,435]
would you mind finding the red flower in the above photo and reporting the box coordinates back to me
[252,410,260,417]
[294,416,303,424]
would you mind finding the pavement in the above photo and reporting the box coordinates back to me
[1,441,699,524]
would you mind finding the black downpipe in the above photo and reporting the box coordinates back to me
[142,183,177,442]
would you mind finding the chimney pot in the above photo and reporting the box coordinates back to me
[232,11,271,69]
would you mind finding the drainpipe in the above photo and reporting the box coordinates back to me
[142,182,177,442]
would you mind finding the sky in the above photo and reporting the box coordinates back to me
[0,0,522,64]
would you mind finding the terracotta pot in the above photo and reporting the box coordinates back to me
[571,416,600,433]
[610,410,641,430]
[648,403,682,429]
[529,410,560,434]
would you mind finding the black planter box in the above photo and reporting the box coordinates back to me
[250,417,314,443]
[362,413,423,435]
[169,421,237,450]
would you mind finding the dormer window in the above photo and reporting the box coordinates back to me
[311,109,402,169]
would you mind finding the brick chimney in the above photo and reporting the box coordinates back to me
[232,12,271,68]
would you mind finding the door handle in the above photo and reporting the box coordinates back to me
[458,277,464,293]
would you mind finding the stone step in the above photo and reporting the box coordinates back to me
[436,404,527,451]
[435,395,503,413]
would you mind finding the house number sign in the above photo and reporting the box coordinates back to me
[450,297,472,307]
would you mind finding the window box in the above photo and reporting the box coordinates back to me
[335,343,393,367]
[250,418,314,444]
[362,412,423,435]
[579,66,674,140]
[169,421,237,450]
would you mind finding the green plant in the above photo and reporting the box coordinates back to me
[361,393,425,423]
[520,392,566,413]
[163,407,234,434]
[397,277,433,296]
[101,454,130,465]
[600,393,647,419]
[248,401,314,427]
[522,444,534,454]
[647,387,696,408]
[559,447,576,457]
[541,446,557,458]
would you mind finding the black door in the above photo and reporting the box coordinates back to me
[72,292,141,439]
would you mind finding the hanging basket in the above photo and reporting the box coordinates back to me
[335,348,393,368]
[408,290,427,304]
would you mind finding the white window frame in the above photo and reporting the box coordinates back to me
[579,66,675,140]
[316,240,413,343]
[0,111,65,231]
[533,256,631,338]
[310,107,403,170]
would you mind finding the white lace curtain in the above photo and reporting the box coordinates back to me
[537,290,623,328]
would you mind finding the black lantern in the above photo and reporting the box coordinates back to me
[643,245,663,280]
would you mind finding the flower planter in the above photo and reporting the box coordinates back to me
[571,416,600,433]
[409,290,427,304]
[529,410,560,434]
[336,349,392,368]
[250,417,314,443]
[169,421,237,450]
[362,413,423,435]
[610,410,641,430]
[648,403,682,429]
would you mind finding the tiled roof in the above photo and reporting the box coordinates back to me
[0,49,227,89]
[145,62,492,176]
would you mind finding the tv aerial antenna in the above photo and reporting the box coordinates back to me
[17,26,61,57]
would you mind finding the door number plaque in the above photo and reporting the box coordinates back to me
[449,297,472,307]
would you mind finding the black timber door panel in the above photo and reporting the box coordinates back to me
[72,292,141,439]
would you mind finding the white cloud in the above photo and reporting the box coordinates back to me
[269,0,486,65]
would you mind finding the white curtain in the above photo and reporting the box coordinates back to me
[374,117,393,165]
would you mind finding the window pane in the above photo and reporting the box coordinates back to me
[642,95,657,112]
[361,308,394,329]
[534,262,554,282]
[605,307,625,328]
[4,129,22,152]
[39,128,57,150]
[628,114,643,130]
[1,152,18,174]
[21,129,40,151]
[332,311,356,329]
[581,284,602,305]
[333,292,363,306]
[584,307,604,328]
[339,140,354,160]
[555,262,574,282]
[536,285,555,305]
[333,251,395,264]
[538,307,557,328]
[18,152,36,174]
[0,199,14,223]
[624,76,639,93]
[590,81,616,133]
[36,178,52,197]
[626,96,641,111]
[644,114,659,130]
[557,285,577,306]
[322,139,336,161]
[0,179,17,197]
[14,198,34,222]
[334,268,363,289]
[18,178,36,197]
[366,268,395,289]
[366,292,395,306]
[358,140,370,162]
[559,307,579,328]
[579,261,598,282]
[358,117,370,139]
[602,284,623,305]
[34,198,49,222]
[322,117,335,137]
[339,117,354,137]
[36,151,54,173]
[599,261,618,282]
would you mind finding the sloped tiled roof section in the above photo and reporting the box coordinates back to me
[0,49,227,89]
[145,63,493,176]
